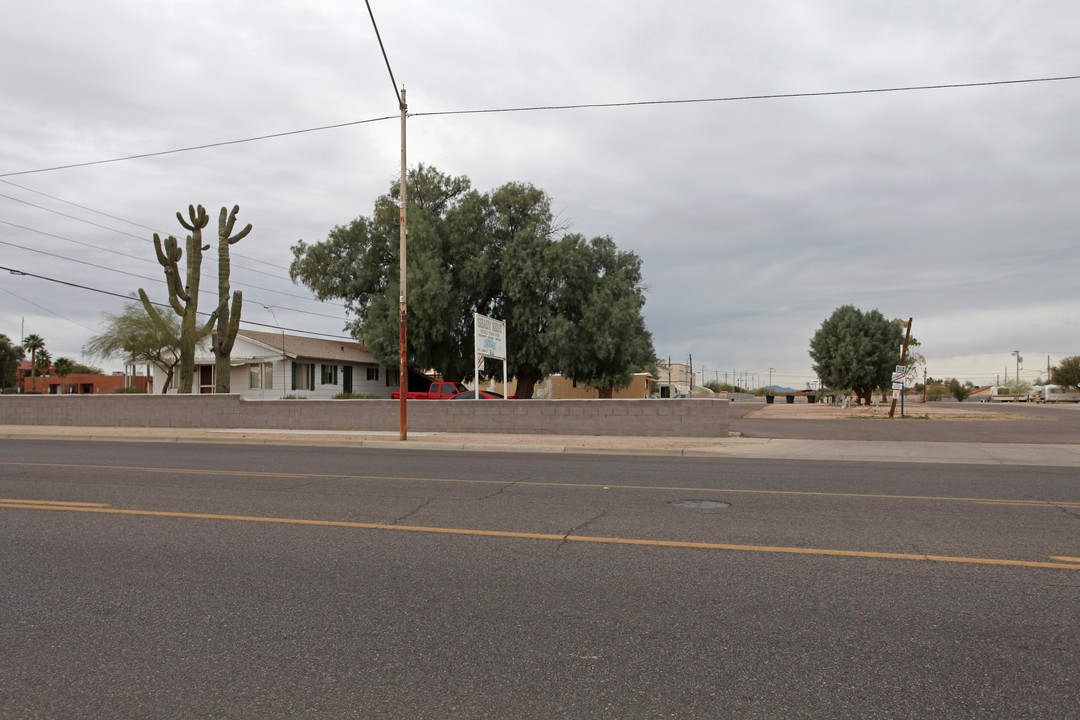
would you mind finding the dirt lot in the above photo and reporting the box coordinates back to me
[745,401,1029,421]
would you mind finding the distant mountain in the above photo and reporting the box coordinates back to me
[760,385,798,394]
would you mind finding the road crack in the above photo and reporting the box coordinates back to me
[393,498,432,525]
[479,482,516,500]
[559,510,610,548]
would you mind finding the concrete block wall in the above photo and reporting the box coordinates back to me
[0,395,729,438]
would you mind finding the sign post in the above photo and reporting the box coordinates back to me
[474,313,507,398]
[888,318,913,419]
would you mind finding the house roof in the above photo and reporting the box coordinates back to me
[238,330,379,365]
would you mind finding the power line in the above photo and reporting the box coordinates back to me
[0,218,347,310]
[0,237,165,286]
[0,264,354,340]
[365,0,403,108]
[0,284,99,334]
[2,75,1075,179]
[0,179,294,274]
[411,74,1080,119]
[0,115,397,179]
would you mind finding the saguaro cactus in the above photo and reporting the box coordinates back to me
[211,205,252,393]
[138,205,221,394]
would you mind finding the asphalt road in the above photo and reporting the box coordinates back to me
[2,440,1078,719]
[730,401,1080,444]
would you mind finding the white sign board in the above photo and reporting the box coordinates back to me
[474,313,508,399]
[892,382,904,390]
[892,371,905,384]
[474,313,506,360]
[892,389,901,400]
[895,365,905,374]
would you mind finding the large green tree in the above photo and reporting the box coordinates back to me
[290,165,654,397]
[291,166,489,383]
[809,305,905,405]
[1050,355,1080,390]
[84,301,183,393]
[0,334,25,389]
[547,235,656,397]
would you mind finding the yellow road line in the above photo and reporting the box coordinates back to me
[1,461,1076,508]
[0,498,110,507]
[1051,556,1080,562]
[975,500,1080,507]
[2,501,1079,571]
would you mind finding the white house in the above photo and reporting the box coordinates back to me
[154,329,397,398]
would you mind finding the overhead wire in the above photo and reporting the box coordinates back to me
[0,284,100,334]
[411,74,1080,118]
[0,264,354,340]
[0,181,302,276]
[1,75,1076,179]
[0,222,346,313]
[365,0,403,107]
[0,115,398,179]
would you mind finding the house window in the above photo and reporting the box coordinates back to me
[321,364,338,385]
[367,366,379,381]
[292,362,315,391]
[386,368,399,387]
[249,363,273,389]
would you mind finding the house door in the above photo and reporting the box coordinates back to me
[199,365,214,393]
[342,366,353,394]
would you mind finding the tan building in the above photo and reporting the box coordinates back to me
[477,373,653,399]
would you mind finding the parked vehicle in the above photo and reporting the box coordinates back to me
[391,381,468,400]
[450,391,516,399]
[1029,385,1080,403]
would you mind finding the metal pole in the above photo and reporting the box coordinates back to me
[398,88,408,441]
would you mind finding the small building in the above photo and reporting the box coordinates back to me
[153,330,397,399]
[19,370,151,395]
[476,373,654,399]
[654,362,694,398]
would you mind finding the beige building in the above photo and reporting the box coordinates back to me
[477,373,653,399]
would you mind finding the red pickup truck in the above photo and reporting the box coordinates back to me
[391,381,468,400]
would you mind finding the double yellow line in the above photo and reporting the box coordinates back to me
[3,498,1079,571]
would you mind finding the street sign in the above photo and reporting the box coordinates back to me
[892,371,905,384]
[892,389,901,400]
[895,365,905,374]
[892,382,904,390]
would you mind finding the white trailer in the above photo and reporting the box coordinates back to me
[1029,385,1080,403]
[986,386,1023,402]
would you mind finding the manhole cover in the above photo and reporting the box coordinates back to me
[671,500,729,510]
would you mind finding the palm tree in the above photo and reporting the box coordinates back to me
[22,333,44,392]
[34,349,53,380]
[53,357,76,394]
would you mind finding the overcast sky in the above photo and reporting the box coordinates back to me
[2,1,1077,388]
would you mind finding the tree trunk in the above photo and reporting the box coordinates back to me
[514,370,541,399]
[597,384,614,399]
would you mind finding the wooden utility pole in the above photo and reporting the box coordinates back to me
[398,88,408,440]
[888,317,913,418]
